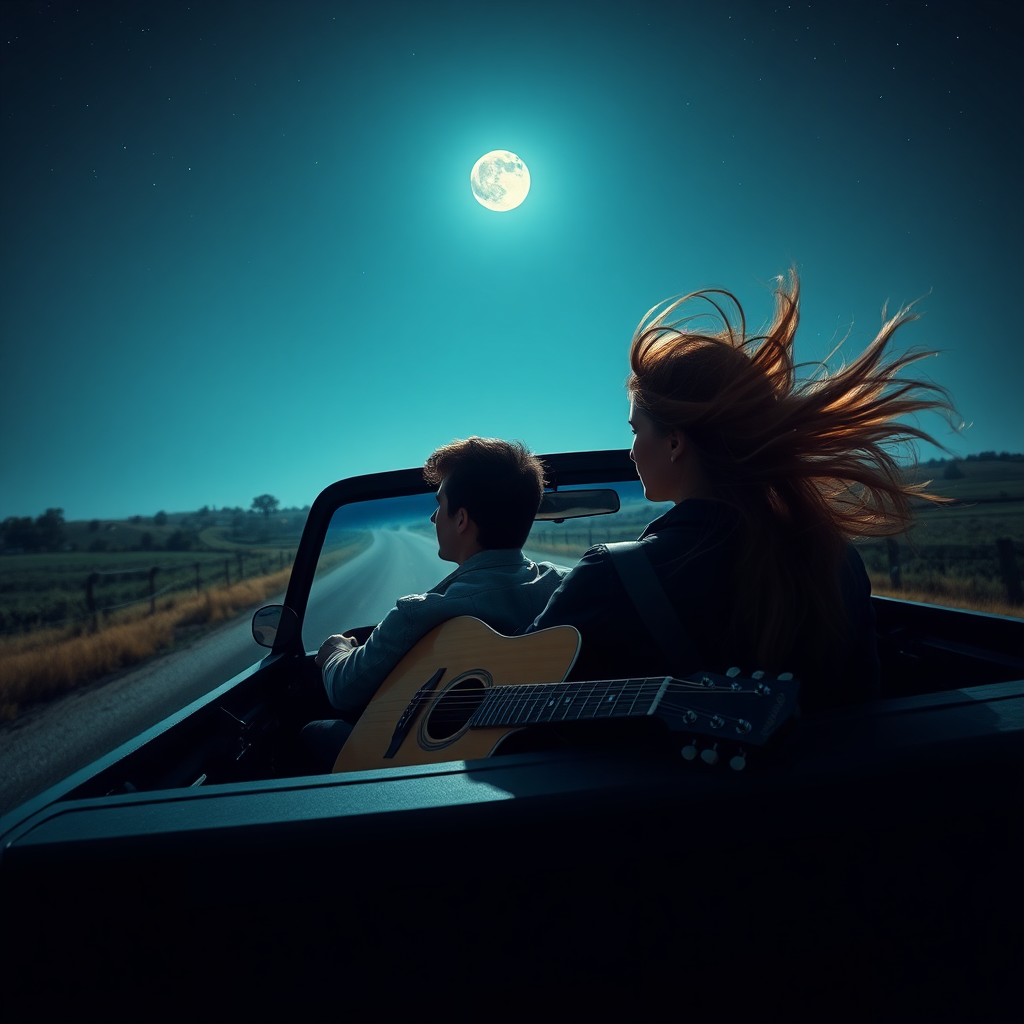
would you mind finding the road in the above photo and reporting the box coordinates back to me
[0,528,445,817]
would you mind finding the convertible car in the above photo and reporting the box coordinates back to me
[2,450,1022,1020]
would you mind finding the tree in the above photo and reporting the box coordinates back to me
[154,511,168,526]
[88,519,100,533]
[943,462,965,480]
[34,508,65,551]
[251,494,280,519]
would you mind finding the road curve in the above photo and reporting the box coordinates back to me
[0,528,444,816]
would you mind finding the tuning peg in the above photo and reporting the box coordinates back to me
[726,666,741,678]
[729,748,747,772]
[708,714,725,729]
[734,719,752,735]
[755,682,772,696]
[752,670,765,680]
[700,743,719,766]
[778,672,793,681]
[681,741,699,761]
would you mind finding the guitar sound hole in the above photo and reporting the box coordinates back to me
[426,677,487,741]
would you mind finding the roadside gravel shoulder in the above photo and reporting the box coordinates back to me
[0,604,275,817]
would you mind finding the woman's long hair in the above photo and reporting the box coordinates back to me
[627,268,958,669]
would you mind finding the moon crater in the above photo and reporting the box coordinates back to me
[470,151,531,212]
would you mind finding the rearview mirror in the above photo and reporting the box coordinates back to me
[535,489,620,522]
[252,604,299,649]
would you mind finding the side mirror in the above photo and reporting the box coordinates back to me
[252,604,299,649]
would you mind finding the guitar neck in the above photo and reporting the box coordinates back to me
[472,678,669,729]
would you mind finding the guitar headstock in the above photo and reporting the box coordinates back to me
[656,667,800,771]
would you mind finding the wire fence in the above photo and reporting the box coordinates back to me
[0,550,294,636]
[855,537,1023,605]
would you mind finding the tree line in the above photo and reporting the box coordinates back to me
[1,495,305,555]
[0,508,67,553]
[922,451,1023,467]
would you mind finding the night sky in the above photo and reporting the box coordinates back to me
[2,0,1021,521]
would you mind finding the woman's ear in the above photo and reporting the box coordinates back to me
[668,429,685,462]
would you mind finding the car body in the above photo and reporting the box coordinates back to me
[2,449,1022,1020]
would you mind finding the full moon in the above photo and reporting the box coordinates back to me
[470,150,531,212]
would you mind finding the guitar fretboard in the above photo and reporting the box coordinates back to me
[472,678,670,728]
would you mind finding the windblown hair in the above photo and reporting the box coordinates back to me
[627,268,957,669]
[423,437,546,549]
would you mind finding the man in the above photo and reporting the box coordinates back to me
[305,437,569,770]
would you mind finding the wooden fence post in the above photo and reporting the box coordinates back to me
[195,563,201,594]
[86,573,99,631]
[225,558,231,587]
[996,538,1023,605]
[148,567,158,615]
[237,551,244,581]
[886,539,902,590]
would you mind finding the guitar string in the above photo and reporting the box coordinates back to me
[350,683,754,716]
[353,681,773,714]
[346,685,777,730]
[354,680,667,721]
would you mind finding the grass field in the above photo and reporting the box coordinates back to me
[910,457,1024,503]
[0,547,298,635]
[0,532,371,720]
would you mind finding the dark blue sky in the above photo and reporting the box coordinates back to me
[2,0,1021,520]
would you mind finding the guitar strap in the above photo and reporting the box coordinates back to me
[605,541,698,672]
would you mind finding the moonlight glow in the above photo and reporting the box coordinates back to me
[470,151,531,212]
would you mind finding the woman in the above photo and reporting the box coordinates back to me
[528,269,956,707]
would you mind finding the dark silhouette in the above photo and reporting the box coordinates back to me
[251,494,280,518]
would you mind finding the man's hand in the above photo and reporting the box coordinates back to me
[315,634,358,669]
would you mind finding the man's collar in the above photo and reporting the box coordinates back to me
[456,548,526,571]
[436,548,526,587]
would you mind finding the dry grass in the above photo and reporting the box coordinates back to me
[868,573,1024,619]
[0,533,373,721]
[0,569,292,721]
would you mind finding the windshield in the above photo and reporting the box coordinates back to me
[303,481,671,648]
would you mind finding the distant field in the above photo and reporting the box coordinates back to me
[910,459,1024,503]
[860,461,1023,613]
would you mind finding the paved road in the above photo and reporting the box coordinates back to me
[0,528,444,817]
[303,528,442,645]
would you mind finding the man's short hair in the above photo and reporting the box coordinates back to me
[423,437,546,550]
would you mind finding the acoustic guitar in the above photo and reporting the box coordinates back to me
[332,615,799,773]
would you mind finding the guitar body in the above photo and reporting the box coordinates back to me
[332,616,581,773]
